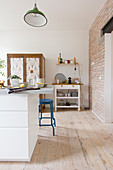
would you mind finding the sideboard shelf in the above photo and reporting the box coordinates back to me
[56,105,79,109]
[56,97,79,99]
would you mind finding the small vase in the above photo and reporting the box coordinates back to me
[11,79,19,87]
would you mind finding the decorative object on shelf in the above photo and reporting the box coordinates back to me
[59,53,63,64]
[67,60,70,64]
[70,59,74,64]
[8,75,21,87]
[65,60,67,64]
[74,78,80,84]
[24,2,47,27]
[56,79,60,84]
[71,91,78,97]
[67,93,71,97]
[65,93,68,97]
[58,99,65,106]
[68,77,72,84]
[57,92,64,97]
[28,70,35,86]
[66,101,70,106]
[55,73,66,83]
[74,57,77,64]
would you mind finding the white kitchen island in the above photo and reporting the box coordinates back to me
[0,86,54,162]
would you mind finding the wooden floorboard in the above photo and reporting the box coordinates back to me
[0,110,113,170]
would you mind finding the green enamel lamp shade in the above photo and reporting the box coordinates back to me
[24,3,47,27]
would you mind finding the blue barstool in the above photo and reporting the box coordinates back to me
[39,99,56,136]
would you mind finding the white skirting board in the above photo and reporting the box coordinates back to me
[91,110,105,123]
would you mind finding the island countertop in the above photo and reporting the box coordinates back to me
[0,85,54,95]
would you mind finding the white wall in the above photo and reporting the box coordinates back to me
[0,30,89,107]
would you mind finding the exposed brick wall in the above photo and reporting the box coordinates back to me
[89,0,113,120]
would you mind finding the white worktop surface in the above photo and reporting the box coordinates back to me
[0,85,54,95]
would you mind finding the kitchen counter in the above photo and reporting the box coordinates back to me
[0,86,54,162]
[0,85,54,95]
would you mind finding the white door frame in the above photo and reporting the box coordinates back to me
[104,32,113,123]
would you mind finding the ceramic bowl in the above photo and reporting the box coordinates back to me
[37,78,45,84]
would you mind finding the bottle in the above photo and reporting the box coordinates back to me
[28,70,35,86]
[68,77,72,84]
[59,53,63,63]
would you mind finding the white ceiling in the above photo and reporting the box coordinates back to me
[0,0,106,31]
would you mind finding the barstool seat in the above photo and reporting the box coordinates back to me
[39,99,56,136]
[39,99,53,105]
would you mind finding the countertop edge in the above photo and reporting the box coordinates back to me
[0,86,54,95]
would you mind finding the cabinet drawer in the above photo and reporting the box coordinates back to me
[0,128,28,160]
[0,112,28,127]
[0,95,28,111]
[55,85,79,89]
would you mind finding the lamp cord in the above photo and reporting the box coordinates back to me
[76,63,85,109]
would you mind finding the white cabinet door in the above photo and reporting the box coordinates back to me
[0,128,29,161]
[0,112,28,127]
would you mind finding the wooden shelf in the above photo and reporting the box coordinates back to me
[56,63,78,65]
[56,106,78,108]
[56,97,79,99]
[52,83,83,85]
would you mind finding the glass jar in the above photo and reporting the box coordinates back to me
[28,70,35,86]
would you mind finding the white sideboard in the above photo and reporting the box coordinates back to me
[54,84,82,111]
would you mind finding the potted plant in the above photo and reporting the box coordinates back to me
[0,58,6,87]
[8,75,21,87]
[0,58,6,76]
[66,101,70,106]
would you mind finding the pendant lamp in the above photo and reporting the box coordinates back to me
[24,3,47,27]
